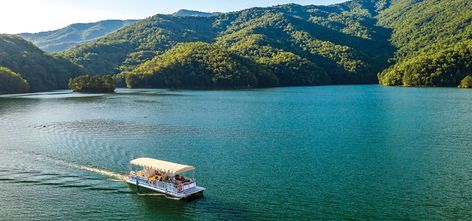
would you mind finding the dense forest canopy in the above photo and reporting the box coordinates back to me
[122,42,278,89]
[379,40,472,87]
[20,20,137,52]
[0,34,84,93]
[377,0,472,87]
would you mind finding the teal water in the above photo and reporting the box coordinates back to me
[1,85,472,220]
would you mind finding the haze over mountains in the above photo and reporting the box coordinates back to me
[1,0,471,94]
[19,20,137,53]
[19,10,214,53]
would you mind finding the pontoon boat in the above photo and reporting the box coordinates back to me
[127,157,205,199]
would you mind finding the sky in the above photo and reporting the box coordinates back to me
[0,0,347,34]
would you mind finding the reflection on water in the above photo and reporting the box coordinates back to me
[1,86,472,220]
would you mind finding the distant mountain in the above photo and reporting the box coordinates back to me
[19,20,137,52]
[173,9,213,17]
[0,34,84,94]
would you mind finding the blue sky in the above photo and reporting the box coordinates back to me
[0,0,347,34]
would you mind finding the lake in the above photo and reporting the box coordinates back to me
[1,85,472,220]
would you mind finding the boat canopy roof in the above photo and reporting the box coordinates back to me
[130,157,195,174]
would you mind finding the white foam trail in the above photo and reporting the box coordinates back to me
[11,150,128,182]
[58,161,127,181]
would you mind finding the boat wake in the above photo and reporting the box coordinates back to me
[0,150,143,195]
[10,150,128,181]
[2,150,186,198]
[56,160,127,181]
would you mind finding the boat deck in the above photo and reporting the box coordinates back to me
[181,186,205,196]
[126,176,205,199]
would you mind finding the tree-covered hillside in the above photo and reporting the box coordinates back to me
[62,0,395,88]
[0,67,29,94]
[122,42,278,89]
[377,0,472,87]
[0,34,84,93]
[20,20,137,52]
[379,40,472,87]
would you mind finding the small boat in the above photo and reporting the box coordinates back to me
[126,157,205,199]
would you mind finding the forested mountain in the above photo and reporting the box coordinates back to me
[0,35,84,94]
[62,0,395,88]
[6,0,469,91]
[59,0,471,89]
[19,20,137,52]
[377,0,472,87]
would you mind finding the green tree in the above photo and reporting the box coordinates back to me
[459,76,472,88]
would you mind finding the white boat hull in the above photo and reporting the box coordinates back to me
[126,177,205,200]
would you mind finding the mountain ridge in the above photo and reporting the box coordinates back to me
[19,19,137,52]
[63,1,396,88]
[18,9,216,53]
[173,9,214,17]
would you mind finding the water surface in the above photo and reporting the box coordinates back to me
[1,86,472,220]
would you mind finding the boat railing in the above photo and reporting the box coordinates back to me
[129,174,196,193]
[182,182,196,191]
